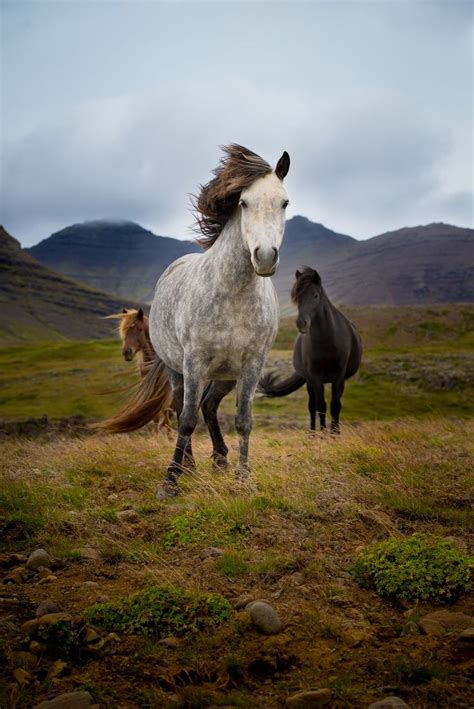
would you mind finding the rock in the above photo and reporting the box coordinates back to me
[107,493,119,502]
[26,549,52,570]
[39,575,57,584]
[117,509,140,523]
[290,571,305,585]
[159,636,181,648]
[36,599,60,617]
[38,567,53,580]
[247,601,282,635]
[200,546,225,559]
[22,612,73,636]
[459,627,474,642]
[47,659,68,680]
[368,698,410,708]
[74,547,100,561]
[285,689,332,707]
[83,627,100,644]
[418,611,473,637]
[232,593,255,610]
[2,567,26,584]
[13,651,38,670]
[13,668,31,686]
[81,581,99,589]
[34,691,94,708]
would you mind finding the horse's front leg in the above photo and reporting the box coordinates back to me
[156,364,206,499]
[235,363,262,483]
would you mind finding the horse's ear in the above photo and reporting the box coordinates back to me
[275,151,290,180]
[295,269,302,279]
[137,308,144,321]
[122,308,127,313]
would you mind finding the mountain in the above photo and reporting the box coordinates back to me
[0,226,144,344]
[319,223,474,306]
[28,220,200,303]
[27,218,474,307]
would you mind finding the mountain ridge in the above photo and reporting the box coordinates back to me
[25,217,474,306]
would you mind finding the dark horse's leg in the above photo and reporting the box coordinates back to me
[202,380,236,469]
[166,369,196,470]
[308,377,326,430]
[330,376,345,433]
[156,367,205,498]
[306,383,317,431]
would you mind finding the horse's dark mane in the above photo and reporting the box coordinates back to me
[291,267,322,303]
[193,144,272,249]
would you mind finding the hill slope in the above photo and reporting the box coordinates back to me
[0,226,144,344]
[28,220,200,302]
[320,223,474,306]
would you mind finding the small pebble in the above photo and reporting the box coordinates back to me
[117,509,140,523]
[26,549,52,570]
[34,690,94,708]
[82,581,99,589]
[35,598,61,618]
[285,689,332,708]
[247,600,282,635]
[459,627,474,642]
[368,698,410,708]
[159,636,180,648]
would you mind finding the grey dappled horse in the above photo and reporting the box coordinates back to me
[97,145,290,498]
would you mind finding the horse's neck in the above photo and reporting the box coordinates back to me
[310,293,336,335]
[204,215,256,289]
[141,319,154,363]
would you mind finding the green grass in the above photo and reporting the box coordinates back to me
[1,304,473,424]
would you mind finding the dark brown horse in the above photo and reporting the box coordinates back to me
[260,267,362,431]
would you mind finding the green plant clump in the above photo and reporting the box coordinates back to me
[353,534,473,602]
[85,584,232,638]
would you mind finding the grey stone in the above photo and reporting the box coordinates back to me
[82,581,99,589]
[34,691,94,708]
[159,636,181,648]
[285,689,332,707]
[117,509,140,523]
[26,549,52,570]
[247,600,282,635]
[35,599,60,618]
[368,698,410,708]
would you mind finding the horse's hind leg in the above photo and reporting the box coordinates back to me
[157,367,205,499]
[202,380,236,470]
[330,376,345,433]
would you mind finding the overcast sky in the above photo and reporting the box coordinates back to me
[1,0,473,247]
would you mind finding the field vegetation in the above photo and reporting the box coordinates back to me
[0,304,473,707]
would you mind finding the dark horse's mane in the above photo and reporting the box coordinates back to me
[193,144,272,249]
[291,267,322,303]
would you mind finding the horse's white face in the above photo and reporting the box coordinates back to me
[239,172,289,277]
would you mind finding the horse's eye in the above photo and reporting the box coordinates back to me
[282,200,289,209]
[239,199,247,209]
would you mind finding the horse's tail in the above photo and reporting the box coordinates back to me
[258,371,306,397]
[92,356,174,433]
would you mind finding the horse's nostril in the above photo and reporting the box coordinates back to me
[272,248,278,265]
[253,247,260,263]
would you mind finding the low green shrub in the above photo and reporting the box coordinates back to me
[353,533,472,602]
[86,584,231,638]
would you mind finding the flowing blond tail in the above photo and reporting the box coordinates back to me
[92,357,175,434]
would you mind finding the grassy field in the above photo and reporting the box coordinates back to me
[1,304,473,707]
[0,304,473,424]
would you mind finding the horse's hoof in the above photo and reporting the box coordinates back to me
[212,454,229,472]
[156,480,179,500]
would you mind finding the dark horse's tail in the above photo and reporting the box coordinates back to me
[92,356,174,433]
[258,371,306,397]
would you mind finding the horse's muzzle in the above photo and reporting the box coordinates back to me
[252,246,279,277]
[123,349,134,361]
